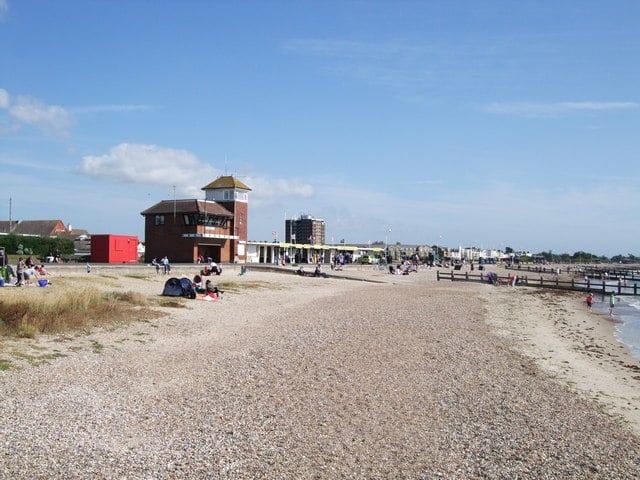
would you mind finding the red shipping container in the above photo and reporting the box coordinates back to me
[90,235,139,264]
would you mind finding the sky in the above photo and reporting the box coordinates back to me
[1,0,639,257]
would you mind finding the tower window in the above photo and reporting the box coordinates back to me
[154,215,165,225]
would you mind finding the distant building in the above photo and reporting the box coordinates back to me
[140,175,251,263]
[285,214,325,245]
[0,219,67,237]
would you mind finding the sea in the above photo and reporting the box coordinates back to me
[590,283,640,361]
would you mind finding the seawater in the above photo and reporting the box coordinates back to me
[592,290,640,361]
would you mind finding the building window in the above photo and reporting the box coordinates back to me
[224,190,231,200]
[154,215,165,225]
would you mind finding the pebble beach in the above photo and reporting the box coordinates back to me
[1,264,640,479]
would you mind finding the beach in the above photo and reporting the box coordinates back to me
[1,264,639,478]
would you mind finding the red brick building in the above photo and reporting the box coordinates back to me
[140,176,251,263]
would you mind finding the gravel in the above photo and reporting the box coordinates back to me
[1,268,639,479]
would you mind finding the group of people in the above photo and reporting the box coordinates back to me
[483,271,524,286]
[3,257,51,286]
[389,261,419,275]
[192,274,224,299]
[296,264,328,278]
[151,256,171,274]
[200,261,222,276]
[586,291,617,317]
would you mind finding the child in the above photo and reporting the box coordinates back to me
[586,292,594,312]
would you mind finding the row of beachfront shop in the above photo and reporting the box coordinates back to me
[243,241,385,265]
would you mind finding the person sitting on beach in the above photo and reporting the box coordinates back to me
[4,263,16,284]
[151,257,161,274]
[36,265,50,275]
[193,274,205,294]
[239,264,247,275]
[210,261,222,275]
[205,279,224,299]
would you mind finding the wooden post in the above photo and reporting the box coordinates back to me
[465,271,469,280]
[450,271,454,281]
[437,270,440,281]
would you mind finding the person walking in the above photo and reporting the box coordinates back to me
[609,292,616,317]
[586,292,594,312]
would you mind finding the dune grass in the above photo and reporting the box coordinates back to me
[0,287,159,339]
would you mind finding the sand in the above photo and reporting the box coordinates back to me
[1,263,639,478]
[484,279,640,432]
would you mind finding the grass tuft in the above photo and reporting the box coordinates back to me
[0,288,159,339]
[0,358,13,370]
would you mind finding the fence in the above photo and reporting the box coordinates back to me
[437,269,640,296]
[505,264,640,282]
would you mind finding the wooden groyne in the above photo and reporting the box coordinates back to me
[437,269,640,296]
[505,264,640,282]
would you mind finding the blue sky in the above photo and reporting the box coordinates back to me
[1,0,638,257]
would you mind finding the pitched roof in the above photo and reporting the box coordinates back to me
[12,220,67,236]
[201,175,251,191]
[140,199,233,217]
[0,221,18,234]
[56,228,90,240]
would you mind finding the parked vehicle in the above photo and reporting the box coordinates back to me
[359,255,379,264]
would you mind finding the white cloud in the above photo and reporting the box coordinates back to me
[0,88,8,108]
[484,101,639,118]
[80,143,217,196]
[80,144,318,202]
[9,95,73,136]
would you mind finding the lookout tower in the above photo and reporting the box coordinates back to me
[202,175,252,262]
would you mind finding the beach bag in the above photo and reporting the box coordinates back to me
[38,279,49,287]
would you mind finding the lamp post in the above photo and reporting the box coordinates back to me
[385,227,391,263]
[435,235,442,265]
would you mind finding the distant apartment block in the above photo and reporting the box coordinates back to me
[285,214,325,245]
